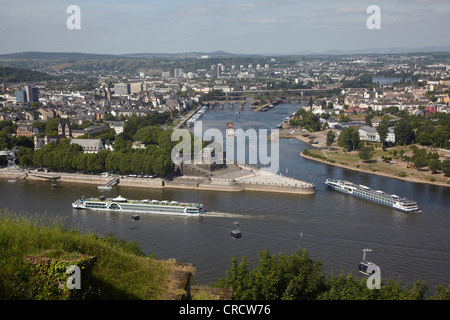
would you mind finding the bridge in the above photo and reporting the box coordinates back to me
[201,88,334,110]
[202,98,302,111]
[202,99,257,109]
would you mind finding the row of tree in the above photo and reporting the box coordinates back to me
[17,138,175,176]
[214,247,449,300]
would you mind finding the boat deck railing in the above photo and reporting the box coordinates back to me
[327,179,415,203]
[80,198,203,208]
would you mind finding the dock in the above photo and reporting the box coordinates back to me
[8,173,28,183]
[98,177,120,190]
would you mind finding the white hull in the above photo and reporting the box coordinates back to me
[72,196,204,216]
[325,179,419,213]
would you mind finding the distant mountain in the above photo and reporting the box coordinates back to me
[289,46,450,56]
[0,51,124,61]
[122,50,261,59]
[1,47,449,62]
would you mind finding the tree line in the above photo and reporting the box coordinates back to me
[19,139,174,176]
[213,247,449,300]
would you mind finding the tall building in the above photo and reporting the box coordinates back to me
[15,86,39,103]
[114,83,130,96]
[130,83,143,94]
[24,86,39,102]
[174,68,183,78]
[15,90,26,103]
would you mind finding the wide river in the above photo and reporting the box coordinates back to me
[1,102,449,292]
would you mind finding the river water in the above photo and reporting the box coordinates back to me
[1,102,449,292]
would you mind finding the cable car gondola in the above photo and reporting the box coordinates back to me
[358,249,377,275]
[231,222,241,239]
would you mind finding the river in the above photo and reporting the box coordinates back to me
[1,102,449,292]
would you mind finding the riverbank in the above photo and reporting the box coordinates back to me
[300,150,450,188]
[273,125,450,188]
[0,164,315,195]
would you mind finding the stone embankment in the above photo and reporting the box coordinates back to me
[1,164,315,195]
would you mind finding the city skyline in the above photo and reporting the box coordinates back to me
[0,0,449,55]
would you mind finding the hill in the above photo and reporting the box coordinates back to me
[0,66,58,83]
[0,210,195,300]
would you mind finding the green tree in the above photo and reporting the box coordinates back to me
[414,156,428,171]
[17,146,34,168]
[338,126,360,151]
[394,119,415,145]
[430,126,450,148]
[215,248,326,300]
[359,145,375,162]
[326,130,336,148]
[376,121,389,144]
[428,159,441,174]
[441,159,450,177]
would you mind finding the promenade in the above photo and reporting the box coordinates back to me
[0,163,316,195]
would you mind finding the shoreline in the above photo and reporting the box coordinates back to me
[274,127,450,188]
[299,151,450,188]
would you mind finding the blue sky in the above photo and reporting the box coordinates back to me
[0,0,449,54]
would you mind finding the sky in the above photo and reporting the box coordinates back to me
[0,0,449,55]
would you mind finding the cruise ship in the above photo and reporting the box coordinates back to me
[325,179,419,212]
[72,195,205,216]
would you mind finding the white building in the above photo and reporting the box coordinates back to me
[70,139,105,154]
[358,125,395,143]
[110,121,125,135]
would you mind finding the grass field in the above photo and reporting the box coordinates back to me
[304,144,450,186]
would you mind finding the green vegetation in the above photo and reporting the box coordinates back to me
[337,126,360,151]
[1,110,178,176]
[0,210,175,300]
[1,212,449,300]
[0,66,58,83]
[326,130,335,147]
[289,109,321,132]
[442,159,450,176]
[358,144,375,162]
[28,132,175,176]
[214,248,449,300]
[302,149,336,164]
[341,73,374,88]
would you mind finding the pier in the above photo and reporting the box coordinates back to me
[98,177,120,190]
[8,173,28,183]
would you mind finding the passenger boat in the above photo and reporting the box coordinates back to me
[325,179,419,212]
[227,122,235,136]
[72,195,205,216]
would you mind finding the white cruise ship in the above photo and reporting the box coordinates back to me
[325,179,419,212]
[72,195,205,216]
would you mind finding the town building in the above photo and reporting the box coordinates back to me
[70,138,105,154]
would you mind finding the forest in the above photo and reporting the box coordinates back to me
[0,66,57,83]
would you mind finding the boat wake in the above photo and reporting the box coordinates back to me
[203,211,255,220]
